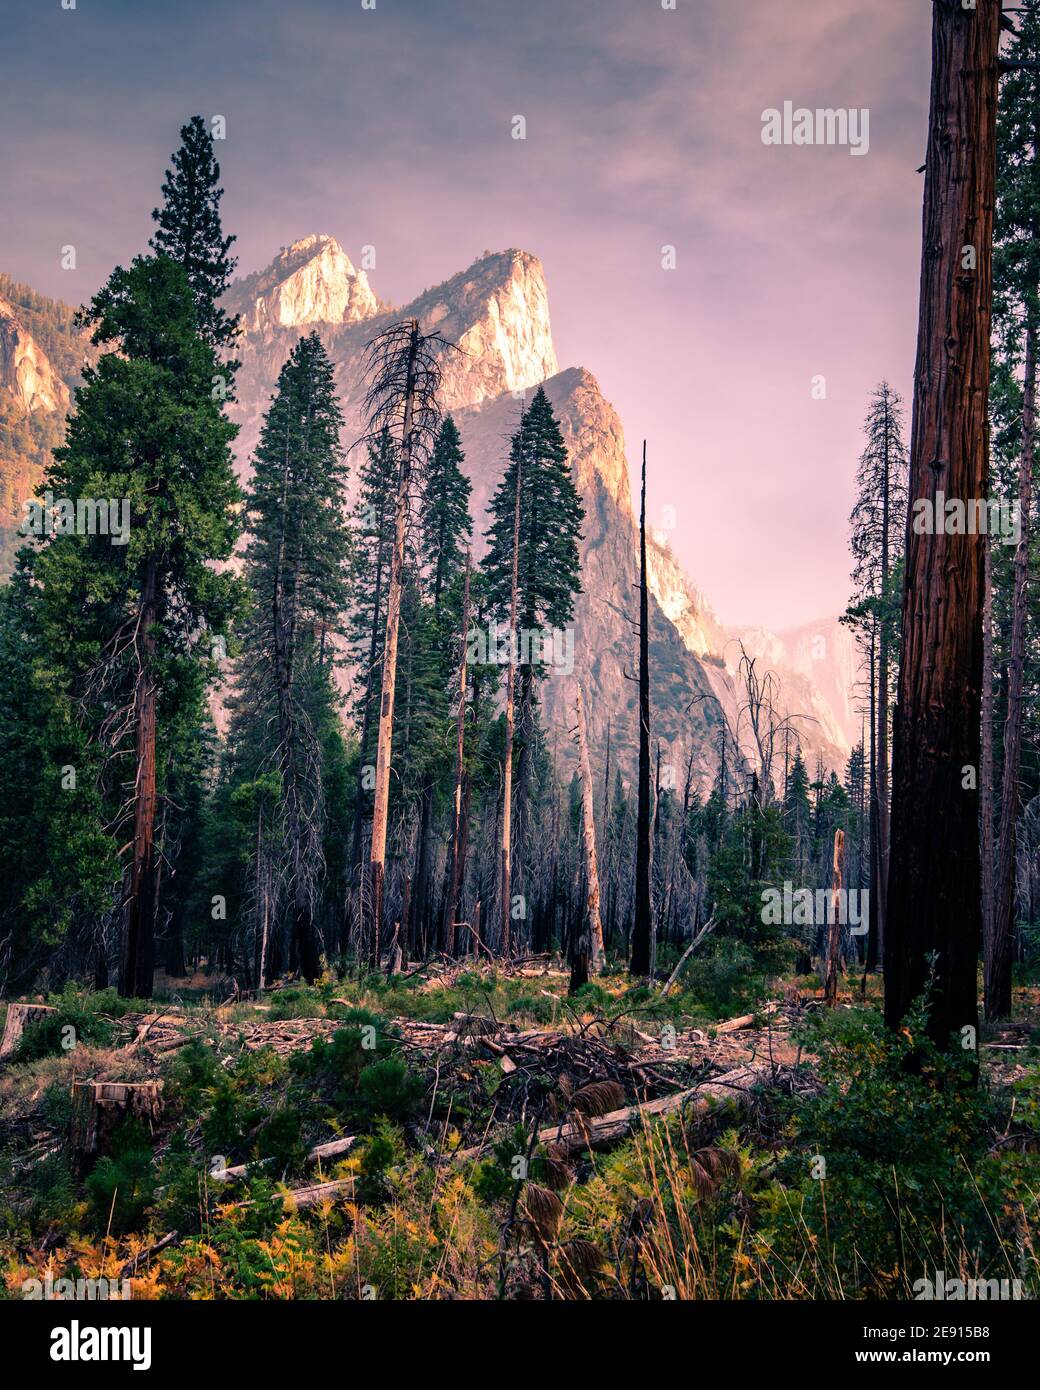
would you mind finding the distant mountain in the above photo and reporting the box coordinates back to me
[0,237,859,786]
[227,234,858,786]
[0,275,94,575]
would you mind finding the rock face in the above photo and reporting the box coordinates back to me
[0,296,70,415]
[225,234,857,789]
[225,235,857,789]
[226,235,380,334]
[0,235,858,786]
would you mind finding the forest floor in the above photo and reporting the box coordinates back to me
[1,961,1038,1300]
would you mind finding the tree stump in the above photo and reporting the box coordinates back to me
[0,1003,57,1061]
[70,1081,164,1174]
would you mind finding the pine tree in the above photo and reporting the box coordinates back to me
[238,332,350,982]
[484,386,584,942]
[987,0,1040,1019]
[421,415,472,614]
[33,255,242,996]
[843,382,908,977]
[150,115,239,355]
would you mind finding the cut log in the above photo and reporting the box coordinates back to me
[711,1003,778,1035]
[210,1133,358,1183]
[70,1080,164,1173]
[456,1060,772,1162]
[0,1003,57,1060]
[231,1176,357,1212]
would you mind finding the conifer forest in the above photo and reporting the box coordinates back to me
[1,0,1039,1358]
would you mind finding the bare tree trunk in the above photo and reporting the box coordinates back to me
[442,553,471,957]
[825,829,845,1008]
[877,393,892,955]
[121,559,159,998]
[369,322,421,968]
[990,320,1037,1019]
[630,442,653,975]
[347,515,387,950]
[500,455,522,958]
[981,530,996,999]
[885,0,1000,1050]
[575,684,605,974]
[865,627,881,977]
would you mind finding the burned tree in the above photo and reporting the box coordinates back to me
[358,319,449,965]
[885,0,1001,1049]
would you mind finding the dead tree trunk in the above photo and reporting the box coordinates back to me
[981,531,996,999]
[575,684,606,974]
[990,320,1037,1020]
[500,452,522,958]
[0,1003,57,1060]
[442,553,471,957]
[825,829,845,1007]
[369,322,421,968]
[630,442,653,975]
[885,0,1000,1051]
[122,558,159,998]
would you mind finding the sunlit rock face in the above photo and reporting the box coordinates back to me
[227,234,380,332]
[0,297,69,415]
[226,237,856,785]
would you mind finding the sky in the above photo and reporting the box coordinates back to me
[0,0,932,630]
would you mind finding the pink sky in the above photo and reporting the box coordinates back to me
[0,0,932,629]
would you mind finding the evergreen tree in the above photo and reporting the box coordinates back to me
[484,386,584,932]
[843,382,908,975]
[237,332,350,982]
[987,0,1040,1018]
[32,255,242,995]
[151,115,239,354]
[421,415,472,614]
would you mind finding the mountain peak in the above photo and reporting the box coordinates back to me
[406,247,558,408]
[228,233,379,332]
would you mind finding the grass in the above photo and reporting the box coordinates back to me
[0,963,1037,1300]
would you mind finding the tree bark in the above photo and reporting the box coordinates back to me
[885,0,1000,1051]
[575,684,606,974]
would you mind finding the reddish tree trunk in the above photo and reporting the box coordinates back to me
[885,0,1000,1050]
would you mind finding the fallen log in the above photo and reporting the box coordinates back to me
[456,1061,773,1162]
[714,1004,778,1035]
[120,1230,180,1279]
[210,1133,358,1183]
[0,1003,57,1060]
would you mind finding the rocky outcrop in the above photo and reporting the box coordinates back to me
[0,297,69,415]
[226,234,856,787]
[226,234,379,334]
